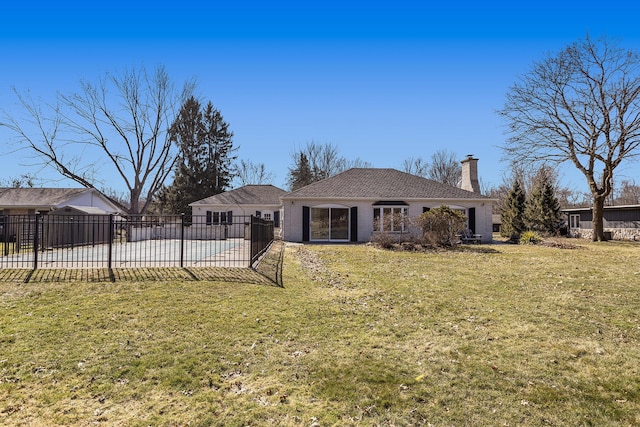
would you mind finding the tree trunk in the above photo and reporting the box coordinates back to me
[591,196,607,241]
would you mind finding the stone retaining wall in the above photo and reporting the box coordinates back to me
[568,228,640,241]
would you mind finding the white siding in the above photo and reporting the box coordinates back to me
[63,191,121,213]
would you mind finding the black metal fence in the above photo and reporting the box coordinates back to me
[0,213,274,270]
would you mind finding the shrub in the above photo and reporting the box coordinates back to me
[371,230,403,249]
[519,230,542,245]
[417,206,466,247]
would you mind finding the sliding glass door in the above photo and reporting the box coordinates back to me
[310,207,350,241]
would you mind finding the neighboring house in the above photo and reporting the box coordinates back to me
[0,187,121,215]
[0,187,121,244]
[280,157,494,243]
[563,204,640,241]
[190,185,287,237]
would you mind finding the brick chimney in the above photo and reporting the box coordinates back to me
[461,155,480,193]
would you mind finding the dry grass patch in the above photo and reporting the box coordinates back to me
[1,239,639,425]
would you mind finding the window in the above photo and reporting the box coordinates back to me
[570,214,580,229]
[373,206,407,232]
[263,213,272,221]
[206,210,230,225]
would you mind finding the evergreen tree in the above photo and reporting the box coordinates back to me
[500,179,526,239]
[157,97,236,214]
[287,153,314,190]
[525,169,562,235]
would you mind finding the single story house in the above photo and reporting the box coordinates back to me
[0,187,121,244]
[190,185,287,238]
[563,204,640,241]
[280,157,494,243]
[0,187,121,215]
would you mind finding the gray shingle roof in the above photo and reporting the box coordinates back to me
[0,188,94,208]
[281,168,489,200]
[190,185,287,206]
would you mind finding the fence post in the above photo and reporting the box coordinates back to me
[2,215,7,257]
[108,214,113,270]
[33,212,40,270]
[180,213,185,268]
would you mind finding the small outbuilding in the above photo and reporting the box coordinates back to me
[46,206,113,247]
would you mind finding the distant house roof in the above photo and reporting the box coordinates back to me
[281,168,490,200]
[0,188,87,208]
[190,185,287,206]
[562,204,640,213]
[0,187,119,212]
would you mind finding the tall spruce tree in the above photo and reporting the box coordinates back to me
[157,97,236,214]
[500,179,526,239]
[287,153,313,190]
[525,169,562,235]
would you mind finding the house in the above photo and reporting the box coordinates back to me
[0,187,121,244]
[280,157,494,243]
[0,187,121,215]
[190,185,287,237]
[563,204,640,241]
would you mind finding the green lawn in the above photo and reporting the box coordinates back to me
[1,239,639,426]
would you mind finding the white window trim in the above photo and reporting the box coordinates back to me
[569,214,580,229]
[373,206,407,233]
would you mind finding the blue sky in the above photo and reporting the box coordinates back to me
[2,1,640,195]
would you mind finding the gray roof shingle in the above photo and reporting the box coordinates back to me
[190,185,287,206]
[281,168,489,200]
[0,188,94,208]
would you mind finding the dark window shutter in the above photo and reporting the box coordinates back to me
[468,207,476,234]
[256,211,261,218]
[227,211,233,224]
[350,206,358,242]
[302,206,310,242]
[206,211,212,225]
[274,211,280,227]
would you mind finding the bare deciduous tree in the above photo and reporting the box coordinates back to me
[402,150,461,187]
[500,35,640,241]
[1,66,194,214]
[287,141,352,184]
[234,159,275,186]
[427,149,461,187]
[402,156,429,177]
[616,179,640,205]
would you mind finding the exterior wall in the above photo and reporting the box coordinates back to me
[64,191,121,213]
[569,228,640,241]
[191,204,283,239]
[282,198,493,243]
[191,204,282,222]
[129,224,228,241]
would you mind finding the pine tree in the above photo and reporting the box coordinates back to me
[157,97,236,214]
[500,179,526,239]
[525,169,562,235]
[287,153,313,190]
